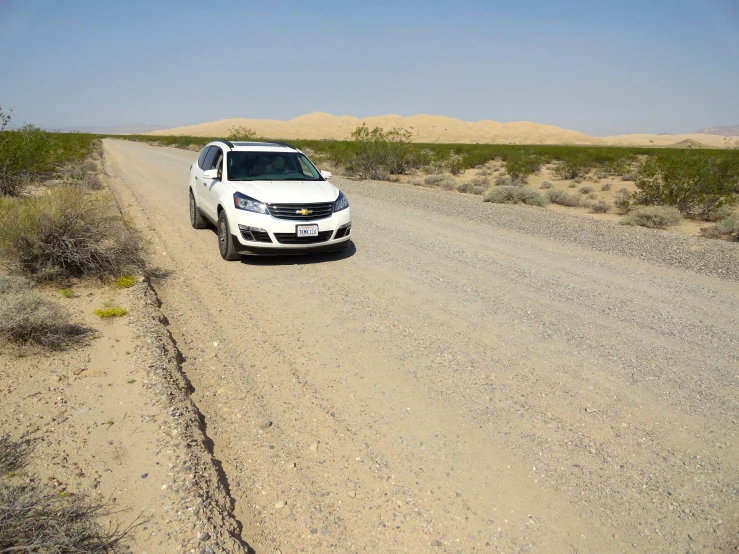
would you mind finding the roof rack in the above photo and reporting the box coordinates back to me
[270,141,298,150]
[215,139,235,150]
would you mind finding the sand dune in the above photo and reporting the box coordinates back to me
[150,112,739,148]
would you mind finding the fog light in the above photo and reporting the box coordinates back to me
[238,225,267,241]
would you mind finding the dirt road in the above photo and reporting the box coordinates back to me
[104,139,738,553]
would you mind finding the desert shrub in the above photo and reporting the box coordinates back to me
[424,174,456,189]
[504,152,544,181]
[701,214,739,240]
[0,186,143,280]
[600,183,612,191]
[579,186,594,195]
[0,434,33,474]
[705,204,735,222]
[0,275,34,294]
[61,288,75,298]
[620,206,682,229]
[547,189,581,207]
[635,154,739,219]
[0,481,133,553]
[484,186,548,207]
[410,176,424,186]
[551,158,592,180]
[614,188,633,214]
[457,181,488,195]
[347,124,413,179]
[446,152,464,175]
[458,175,490,195]
[567,182,577,188]
[621,170,639,181]
[0,119,97,196]
[227,125,258,141]
[590,200,612,213]
[495,175,512,186]
[539,181,553,189]
[0,289,87,348]
[0,432,134,552]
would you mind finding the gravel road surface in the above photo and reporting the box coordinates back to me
[104,139,738,553]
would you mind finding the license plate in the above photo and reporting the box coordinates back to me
[297,225,319,237]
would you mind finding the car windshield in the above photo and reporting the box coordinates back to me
[226,152,323,181]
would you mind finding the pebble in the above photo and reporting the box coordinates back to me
[347,490,356,498]
[141,473,149,479]
[199,532,210,542]
[275,500,286,509]
[309,442,318,451]
[260,420,272,430]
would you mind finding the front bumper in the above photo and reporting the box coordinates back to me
[230,207,352,255]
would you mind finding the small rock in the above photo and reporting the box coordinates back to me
[199,532,210,542]
[141,473,148,479]
[260,420,272,430]
[275,500,286,509]
[309,442,318,451]
[347,490,356,498]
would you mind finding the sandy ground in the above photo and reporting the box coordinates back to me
[149,112,739,148]
[0,274,245,553]
[99,139,739,553]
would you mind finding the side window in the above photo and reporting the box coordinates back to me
[213,149,223,174]
[202,147,219,171]
[197,146,213,169]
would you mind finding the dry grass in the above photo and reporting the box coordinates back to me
[484,187,548,207]
[0,287,89,349]
[621,206,682,229]
[701,214,739,241]
[0,435,33,474]
[0,186,143,281]
[547,189,581,207]
[590,200,612,213]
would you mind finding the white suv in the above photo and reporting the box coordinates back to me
[189,140,351,260]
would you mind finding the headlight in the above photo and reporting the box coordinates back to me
[234,192,269,214]
[333,191,349,212]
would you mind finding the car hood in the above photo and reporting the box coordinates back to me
[230,180,339,204]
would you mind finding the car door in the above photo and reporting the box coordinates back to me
[192,145,212,209]
[198,146,222,218]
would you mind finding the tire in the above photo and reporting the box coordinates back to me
[190,190,207,229]
[217,210,241,261]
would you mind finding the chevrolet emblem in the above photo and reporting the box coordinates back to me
[296,209,313,216]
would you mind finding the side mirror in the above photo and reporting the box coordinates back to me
[320,170,333,180]
[203,169,220,180]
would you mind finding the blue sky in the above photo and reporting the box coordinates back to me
[0,0,737,135]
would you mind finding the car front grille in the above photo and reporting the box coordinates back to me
[274,231,333,244]
[266,202,334,221]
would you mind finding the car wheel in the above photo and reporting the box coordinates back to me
[190,190,208,229]
[217,210,241,261]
